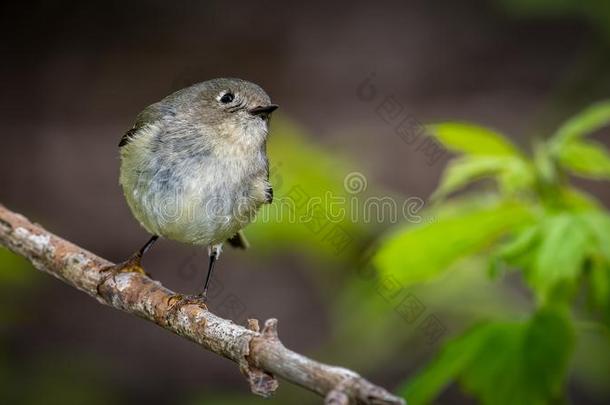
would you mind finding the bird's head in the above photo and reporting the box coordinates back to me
[176,78,278,149]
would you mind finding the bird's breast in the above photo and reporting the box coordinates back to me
[130,151,267,245]
[120,122,269,245]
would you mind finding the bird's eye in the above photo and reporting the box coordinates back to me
[219,92,235,104]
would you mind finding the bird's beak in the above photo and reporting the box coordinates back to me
[248,104,279,116]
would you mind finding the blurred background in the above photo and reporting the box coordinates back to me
[1,0,609,404]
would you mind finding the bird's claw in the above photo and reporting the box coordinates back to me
[97,254,149,295]
[102,254,147,275]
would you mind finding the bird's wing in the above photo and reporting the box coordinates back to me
[265,184,273,204]
[119,103,175,148]
[227,230,249,249]
[119,125,141,147]
[264,158,273,204]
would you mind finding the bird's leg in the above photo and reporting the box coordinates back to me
[102,235,159,276]
[201,245,220,300]
[97,235,158,296]
[166,244,222,321]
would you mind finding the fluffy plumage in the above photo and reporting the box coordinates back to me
[119,78,275,247]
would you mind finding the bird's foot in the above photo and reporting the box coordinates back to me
[97,254,149,295]
[102,253,149,276]
[165,293,208,324]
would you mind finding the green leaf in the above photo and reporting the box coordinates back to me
[432,157,506,199]
[533,141,557,186]
[374,200,533,286]
[429,123,520,157]
[401,308,574,405]
[558,140,610,180]
[484,308,573,405]
[432,156,534,200]
[497,156,536,194]
[559,187,602,210]
[459,324,526,405]
[492,224,541,273]
[401,321,493,405]
[553,100,610,144]
[579,211,610,261]
[528,214,591,302]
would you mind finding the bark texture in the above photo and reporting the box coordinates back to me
[0,204,405,405]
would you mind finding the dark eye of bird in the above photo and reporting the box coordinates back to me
[220,92,234,104]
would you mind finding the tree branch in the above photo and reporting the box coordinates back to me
[0,204,405,405]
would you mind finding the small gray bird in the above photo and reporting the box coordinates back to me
[108,78,277,304]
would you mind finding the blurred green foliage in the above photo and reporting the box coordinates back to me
[246,106,610,404]
[0,247,35,326]
[0,249,119,404]
[0,247,34,286]
[2,353,119,405]
[373,101,610,404]
[375,199,533,286]
[247,116,372,261]
[2,106,609,404]
[403,308,574,405]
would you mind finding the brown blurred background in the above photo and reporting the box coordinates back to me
[1,1,609,404]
